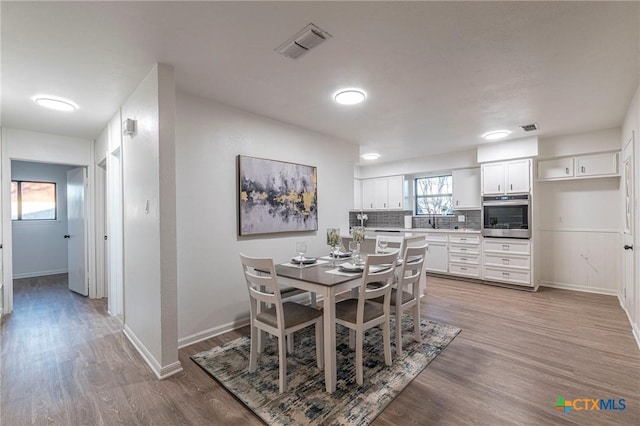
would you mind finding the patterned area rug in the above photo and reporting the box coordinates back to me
[191,316,461,425]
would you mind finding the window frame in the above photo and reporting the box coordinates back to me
[414,174,453,216]
[11,180,58,221]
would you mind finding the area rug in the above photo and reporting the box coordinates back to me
[191,316,461,425]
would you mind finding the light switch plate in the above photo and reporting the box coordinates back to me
[458,215,465,222]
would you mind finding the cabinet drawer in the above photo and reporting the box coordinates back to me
[424,234,448,243]
[449,263,480,278]
[483,240,530,255]
[484,253,530,269]
[449,245,480,255]
[449,253,480,265]
[483,267,532,286]
[449,234,481,244]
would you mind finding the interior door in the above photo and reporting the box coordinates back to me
[67,167,88,296]
[623,136,634,312]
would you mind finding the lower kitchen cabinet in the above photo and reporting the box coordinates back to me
[482,238,533,287]
[448,234,481,278]
[424,234,448,273]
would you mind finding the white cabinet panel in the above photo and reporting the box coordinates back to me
[482,159,531,195]
[538,157,574,180]
[575,152,619,177]
[483,267,531,286]
[482,238,532,287]
[374,178,388,209]
[362,179,376,210]
[450,263,481,278]
[387,175,405,210]
[353,179,362,210]
[452,168,481,209]
[425,240,448,273]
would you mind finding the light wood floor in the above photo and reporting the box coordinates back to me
[1,274,638,425]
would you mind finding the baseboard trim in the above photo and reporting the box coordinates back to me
[539,281,618,296]
[13,269,67,279]
[123,324,183,379]
[178,317,251,349]
[617,292,640,350]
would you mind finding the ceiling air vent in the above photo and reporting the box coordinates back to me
[275,23,332,59]
[519,123,539,132]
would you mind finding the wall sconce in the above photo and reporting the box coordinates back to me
[123,118,137,136]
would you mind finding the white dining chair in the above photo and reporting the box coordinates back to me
[375,234,405,256]
[374,243,428,356]
[239,254,323,393]
[334,251,398,386]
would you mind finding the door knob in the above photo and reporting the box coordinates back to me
[624,245,633,250]
[64,234,70,239]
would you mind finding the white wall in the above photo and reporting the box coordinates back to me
[1,127,94,312]
[357,148,478,179]
[175,91,358,347]
[621,83,640,345]
[121,64,181,379]
[11,161,76,278]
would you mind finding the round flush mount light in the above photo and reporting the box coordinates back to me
[334,88,366,105]
[482,130,511,141]
[33,95,78,112]
[361,152,381,160]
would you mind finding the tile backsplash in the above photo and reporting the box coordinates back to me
[349,210,481,230]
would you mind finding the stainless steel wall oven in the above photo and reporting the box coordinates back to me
[481,194,531,239]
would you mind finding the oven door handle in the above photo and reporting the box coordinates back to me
[482,201,529,206]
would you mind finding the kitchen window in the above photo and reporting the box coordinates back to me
[11,180,57,220]
[414,175,452,215]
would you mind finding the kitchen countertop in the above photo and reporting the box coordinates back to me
[364,227,481,234]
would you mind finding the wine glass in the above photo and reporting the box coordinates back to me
[349,240,360,263]
[378,236,388,253]
[295,242,307,268]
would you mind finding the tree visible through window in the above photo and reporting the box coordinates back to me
[11,181,57,220]
[415,175,452,215]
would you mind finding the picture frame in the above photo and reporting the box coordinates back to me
[237,155,318,236]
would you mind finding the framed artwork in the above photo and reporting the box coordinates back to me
[238,155,318,236]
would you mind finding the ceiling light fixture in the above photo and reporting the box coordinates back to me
[482,130,511,141]
[33,96,78,112]
[361,153,381,160]
[334,89,366,105]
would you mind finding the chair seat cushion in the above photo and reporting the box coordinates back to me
[335,299,384,324]
[372,288,415,305]
[257,302,322,328]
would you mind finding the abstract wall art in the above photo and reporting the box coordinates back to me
[237,155,318,236]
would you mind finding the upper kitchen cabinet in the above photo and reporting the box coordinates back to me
[482,159,531,195]
[537,151,619,181]
[452,168,480,209]
[361,176,405,210]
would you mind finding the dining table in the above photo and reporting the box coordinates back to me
[274,257,364,394]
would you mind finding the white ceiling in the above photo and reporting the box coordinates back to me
[2,1,639,164]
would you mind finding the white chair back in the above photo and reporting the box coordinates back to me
[239,254,284,329]
[375,234,405,256]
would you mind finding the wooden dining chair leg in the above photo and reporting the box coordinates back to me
[395,310,404,357]
[249,324,258,372]
[310,293,317,306]
[278,336,287,393]
[413,304,421,343]
[383,319,392,366]
[287,334,294,354]
[355,330,364,385]
[348,329,356,349]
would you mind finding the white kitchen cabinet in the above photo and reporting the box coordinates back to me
[387,175,405,210]
[361,176,405,210]
[353,179,362,210]
[482,159,531,195]
[575,152,619,177]
[374,178,388,209]
[448,234,481,278]
[537,157,574,180]
[482,238,533,287]
[424,234,448,273]
[362,179,376,210]
[452,168,481,209]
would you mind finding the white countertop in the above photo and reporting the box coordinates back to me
[365,227,481,234]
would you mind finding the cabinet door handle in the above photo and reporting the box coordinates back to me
[384,202,386,208]
[581,166,585,173]
[503,272,510,277]
[502,244,510,250]
[624,245,634,250]
[461,258,467,261]
[502,258,510,264]
[398,202,401,207]
[565,167,569,174]
[456,200,459,206]
[498,184,501,191]
[510,184,513,190]
[461,267,467,271]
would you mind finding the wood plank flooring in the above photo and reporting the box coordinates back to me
[1,273,638,425]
